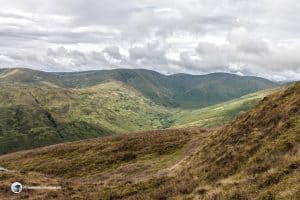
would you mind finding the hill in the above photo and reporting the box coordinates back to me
[0,81,171,154]
[0,81,298,199]
[0,128,207,200]
[0,68,278,154]
[0,68,277,108]
[171,87,279,128]
[0,81,275,154]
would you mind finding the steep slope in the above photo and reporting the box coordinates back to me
[0,68,277,108]
[186,81,300,199]
[172,87,277,128]
[146,81,300,199]
[168,72,277,108]
[0,81,171,154]
[0,82,298,199]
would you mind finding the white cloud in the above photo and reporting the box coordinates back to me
[0,0,299,81]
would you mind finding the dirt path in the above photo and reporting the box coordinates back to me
[0,166,15,173]
[162,129,212,176]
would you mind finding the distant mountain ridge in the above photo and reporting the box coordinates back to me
[0,68,277,108]
[0,67,279,154]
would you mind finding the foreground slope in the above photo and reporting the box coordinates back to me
[180,81,300,199]
[0,68,277,108]
[0,128,207,200]
[0,82,298,199]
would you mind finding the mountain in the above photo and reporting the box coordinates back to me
[0,81,298,199]
[0,74,277,154]
[171,87,278,128]
[0,68,278,154]
[0,68,277,108]
[0,82,273,154]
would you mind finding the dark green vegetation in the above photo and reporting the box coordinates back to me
[0,68,277,154]
[0,68,276,108]
[0,82,299,199]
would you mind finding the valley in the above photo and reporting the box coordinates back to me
[0,81,298,199]
[0,68,278,154]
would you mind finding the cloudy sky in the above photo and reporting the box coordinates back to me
[0,0,299,81]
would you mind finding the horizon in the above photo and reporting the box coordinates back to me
[0,0,299,81]
[0,66,295,82]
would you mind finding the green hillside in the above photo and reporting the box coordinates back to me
[0,82,298,199]
[0,81,275,154]
[172,88,278,128]
[0,81,171,154]
[0,68,278,154]
[0,68,277,108]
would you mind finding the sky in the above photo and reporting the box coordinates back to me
[0,0,299,81]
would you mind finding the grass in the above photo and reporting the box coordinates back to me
[0,82,298,199]
[0,68,277,108]
[171,88,277,128]
[0,68,279,155]
[0,77,278,154]
[0,128,207,200]
[0,81,172,154]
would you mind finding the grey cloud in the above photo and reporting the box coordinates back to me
[181,28,300,80]
[129,41,168,65]
[103,46,122,60]
[0,26,116,44]
[196,42,220,55]
[0,0,299,81]
[228,28,270,55]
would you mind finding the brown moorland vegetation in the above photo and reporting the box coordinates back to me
[0,128,209,199]
[0,81,299,199]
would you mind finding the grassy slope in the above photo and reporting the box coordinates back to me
[62,70,277,108]
[0,68,278,154]
[0,81,172,154]
[168,73,277,108]
[0,128,207,200]
[0,68,277,108]
[151,81,300,200]
[0,82,298,199]
[0,80,275,154]
[178,81,300,200]
[171,88,278,128]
